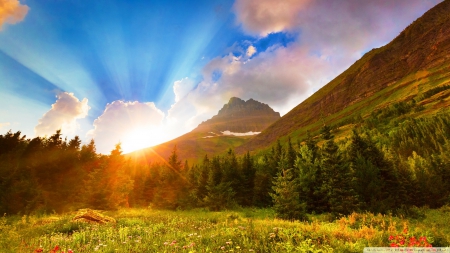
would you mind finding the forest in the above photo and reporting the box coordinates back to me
[1,98,450,220]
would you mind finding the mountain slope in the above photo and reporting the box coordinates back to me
[237,0,450,153]
[128,98,280,163]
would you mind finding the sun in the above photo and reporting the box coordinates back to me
[121,127,166,154]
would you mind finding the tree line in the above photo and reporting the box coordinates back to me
[1,109,450,219]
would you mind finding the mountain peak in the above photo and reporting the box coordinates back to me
[194,97,280,133]
[228,97,245,104]
[217,97,278,118]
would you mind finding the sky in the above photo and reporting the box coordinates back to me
[0,0,443,154]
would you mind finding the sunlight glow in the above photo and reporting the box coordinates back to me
[121,127,167,154]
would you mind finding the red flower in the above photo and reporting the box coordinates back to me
[50,245,60,253]
[389,235,394,241]
[390,243,399,247]
[34,249,43,253]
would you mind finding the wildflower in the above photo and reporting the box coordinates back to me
[51,245,60,253]
[221,246,225,250]
[388,235,394,241]
[34,249,43,253]
[164,241,169,246]
[390,243,399,247]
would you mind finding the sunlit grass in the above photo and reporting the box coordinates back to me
[1,207,449,252]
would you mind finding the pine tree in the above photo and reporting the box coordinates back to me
[270,153,306,220]
[240,151,256,206]
[295,144,320,212]
[204,155,235,210]
[195,155,210,202]
[286,136,297,173]
[320,125,358,216]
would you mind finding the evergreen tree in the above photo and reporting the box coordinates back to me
[295,144,320,212]
[286,136,297,173]
[270,153,306,220]
[320,125,358,216]
[252,155,273,207]
[240,151,256,206]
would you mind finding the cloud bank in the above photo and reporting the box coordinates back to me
[0,0,29,28]
[35,92,89,137]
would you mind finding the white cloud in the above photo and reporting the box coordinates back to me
[173,77,196,103]
[0,0,29,29]
[246,45,257,57]
[87,101,166,154]
[233,0,309,36]
[35,92,89,137]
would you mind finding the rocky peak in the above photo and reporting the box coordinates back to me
[193,97,281,133]
[217,97,280,118]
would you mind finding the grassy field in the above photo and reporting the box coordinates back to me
[1,207,450,252]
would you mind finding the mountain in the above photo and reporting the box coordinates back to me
[237,0,450,153]
[128,97,280,163]
[194,97,280,133]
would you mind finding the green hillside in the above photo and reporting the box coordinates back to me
[237,0,450,154]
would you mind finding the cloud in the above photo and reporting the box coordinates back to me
[0,0,29,29]
[87,101,166,154]
[35,92,89,137]
[234,0,441,52]
[173,77,196,103]
[246,45,257,57]
[233,0,310,36]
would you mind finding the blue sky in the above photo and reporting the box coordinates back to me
[0,0,442,153]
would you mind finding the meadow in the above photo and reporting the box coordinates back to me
[1,206,449,253]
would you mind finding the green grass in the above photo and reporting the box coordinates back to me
[2,207,450,252]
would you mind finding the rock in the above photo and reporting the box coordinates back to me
[72,209,116,224]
